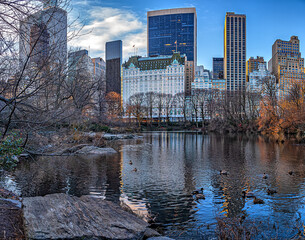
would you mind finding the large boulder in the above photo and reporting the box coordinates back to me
[147,238,175,240]
[23,193,151,239]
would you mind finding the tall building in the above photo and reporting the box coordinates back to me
[92,57,106,98]
[184,60,195,95]
[122,52,186,104]
[270,36,305,97]
[213,57,224,79]
[92,58,106,80]
[224,12,246,91]
[246,56,265,82]
[105,40,122,95]
[147,8,197,95]
[19,5,67,67]
[68,50,94,81]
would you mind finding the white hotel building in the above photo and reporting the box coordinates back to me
[122,53,186,104]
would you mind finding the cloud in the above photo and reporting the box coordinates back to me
[69,6,147,61]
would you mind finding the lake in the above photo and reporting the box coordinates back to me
[2,132,305,239]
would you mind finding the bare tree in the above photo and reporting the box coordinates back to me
[196,89,209,127]
[105,91,121,121]
[206,89,220,121]
[174,92,188,126]
[127,93,146,128]
[155,93,163,126]
[0,0,88,139]
[144,92,156,127]
[190,89,200,127]
[163,94,174,125]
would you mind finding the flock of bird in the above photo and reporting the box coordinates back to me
[191,170,297,204]
[129,160,297,206]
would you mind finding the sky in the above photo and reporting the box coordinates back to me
[70,0,305,70]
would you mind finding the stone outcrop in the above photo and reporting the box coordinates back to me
[53,145,117,156]
[23,193,157,239]
[103,133,138,140]
[74,146,117,155]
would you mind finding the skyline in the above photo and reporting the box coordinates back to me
[70,0,305,70]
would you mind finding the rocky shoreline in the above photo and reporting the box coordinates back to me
[0,188,174,240]
[23,193,160,240]
[0,131,175,240]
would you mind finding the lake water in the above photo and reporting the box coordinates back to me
[2,132,305,239]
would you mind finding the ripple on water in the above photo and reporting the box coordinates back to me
[2,133,305,238]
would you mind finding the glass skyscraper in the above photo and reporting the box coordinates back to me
[147,8,197,64]
[106,40,122,95]
[147,8,197,95]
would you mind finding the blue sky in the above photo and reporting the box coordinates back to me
[70,0,305,70]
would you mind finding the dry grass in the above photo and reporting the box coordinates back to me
[215,215,305,240]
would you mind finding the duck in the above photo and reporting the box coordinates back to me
[242,190,255,198]
[132,168,137,172]
[267,189,277,195]
[263,173,268,179]
[220,170,228,175]
[253,197,264,204]
[192,188,204,195]
[195,193,205,200]
[129,160,133,165]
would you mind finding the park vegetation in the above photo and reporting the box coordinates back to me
[0,1,304,169]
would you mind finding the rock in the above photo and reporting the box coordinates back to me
[23,193,150,240]
[103,134,120,140]
[147,237,175,240]
[103,133,136,140]
[75,146,117,155]
[143,228,161,238]
[19,153,30,159]
[59,144,90,155]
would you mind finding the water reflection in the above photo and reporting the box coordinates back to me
[8,154,122,203]
[2,133,305,238]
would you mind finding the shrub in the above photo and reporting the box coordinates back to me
[0,132,24,170]
[89,123,110,133]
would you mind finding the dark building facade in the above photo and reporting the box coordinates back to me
[147,8,197,64]
[147,8,197,95]
[30,23,50,65]
[105,40,122,95]
[213,57,224,79]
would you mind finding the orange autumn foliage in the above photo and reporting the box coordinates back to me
[105,91,121,119]
[258,81,305,140]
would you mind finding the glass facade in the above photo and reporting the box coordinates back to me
[148,13,195,62]
[106,40,122,94]
[106,40,122,64]
[213,58,224,79]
